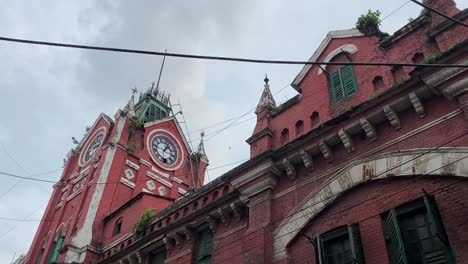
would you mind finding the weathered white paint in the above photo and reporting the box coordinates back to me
[120,177,135,189]
[125,160,140,171]
[65,116,126,263]
[172,176,184,184]
[178,187,187,194]
[151,165,170,178]
[272,148,468,259]
[318,44,358,75]
[147,171,173,187]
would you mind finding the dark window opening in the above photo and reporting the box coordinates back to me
[195,228,213,264]
[412,52,425,64]
[372,76,384,90]
[383,196,454,264]
[316,224,364,264]
[295,120,304,136]
[391,65,406,84]
[311,111,320,128]
[151,248,167,264]
[280,129,289,145]
[113,218,123,236]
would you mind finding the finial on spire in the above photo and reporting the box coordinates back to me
[264,74,269,84]
[200,131,205,140]
[131,87,138,97]
[255,74,276,114]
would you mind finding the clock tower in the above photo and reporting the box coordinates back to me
[25,86,208,264]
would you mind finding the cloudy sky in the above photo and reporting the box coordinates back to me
[0,0,466,262]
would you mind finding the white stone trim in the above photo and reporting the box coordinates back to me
[272,109,463,200]
[119,177,135,189]
[66,116,126,263]
[172,177,184,184]
[66,190,82,202]
[55,202,63,210]
[62,184,70,193]
[291,29,363,89]
[72,170,88,184]
[151,166,170,178]
[272,147,468,259]
[147,171,173,188]
[178,188,187,194]
[142,188,154,194]
[318,44,358,75]
[139,159,152,167]
[126,160,140,171]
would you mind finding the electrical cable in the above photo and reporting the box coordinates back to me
[409,0,468,27]
[0,36,466,68]
[381,0,412,22]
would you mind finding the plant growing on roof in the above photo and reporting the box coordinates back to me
[356,10,382,35]
[135,208,156,236]
[130,117,144,131]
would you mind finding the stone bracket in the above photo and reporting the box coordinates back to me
[338,129,354,152]
[282,159,296,180]
[319,140,333,161]
[300,150,314,171]
[409,92,425,118]
[383,105,401,130]
[359,118,377,141]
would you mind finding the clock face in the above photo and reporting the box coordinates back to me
[151,135,178,165]
[84,134,104,163]
[79,127,107,167]
[146,129,184,171]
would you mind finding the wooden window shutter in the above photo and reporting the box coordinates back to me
[316,235,324,264]
[423,196,454,264]
[48,236,65,264]
[348,224,365,264]
[196,229,213,264]
[386,209,408,264]
[329,70,344,103]
[341,65,358,97]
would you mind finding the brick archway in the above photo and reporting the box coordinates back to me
[272,147,468,260]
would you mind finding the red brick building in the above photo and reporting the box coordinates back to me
[26,0,468,263]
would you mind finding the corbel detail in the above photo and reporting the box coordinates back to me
[359,118,377,141]
[217,208,228,225]
[206,216,217,233]
[163,237,174,253]
[408,92,425,118]
[383,105,401,130]
[300,150,314,171]
[338,129,354,152]
[319,140,333,161]
[230,202,242,221]
[282,159,296,180]
[173,233,184,249]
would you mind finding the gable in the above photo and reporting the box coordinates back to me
[291,29,363,90]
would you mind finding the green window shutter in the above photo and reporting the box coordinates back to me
[348,224,365,264]
[316,235,324,264]
[329,70,344,103]
[423,196,454,264]
[48,236,65,264]
[386,209,408,264]
[340,65,358,97]
[196,229,213,264]
[151,249,167,264]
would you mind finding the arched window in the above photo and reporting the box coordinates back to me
[113,218,123,236]
[372,76,384,90]
[280,129,289,145]
[311,112,320,128]
[327,53,358,104]
[295,121,304,136]
[391,65,405,84]
[411,52,425,64]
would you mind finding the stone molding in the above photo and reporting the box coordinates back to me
[272,147,468,259]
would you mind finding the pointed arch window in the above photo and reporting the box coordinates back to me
[311,111,320,128]
[113,217,123,236]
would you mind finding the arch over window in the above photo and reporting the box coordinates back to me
[295,120,304,136]
[311,111,320,128]
[113,217,123,236]
[318,44,358,75]
[280,129,289,145]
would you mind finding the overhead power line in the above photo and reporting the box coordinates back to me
[0,36,466,68]
[382,0,411,22]
[409,0,468,27]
